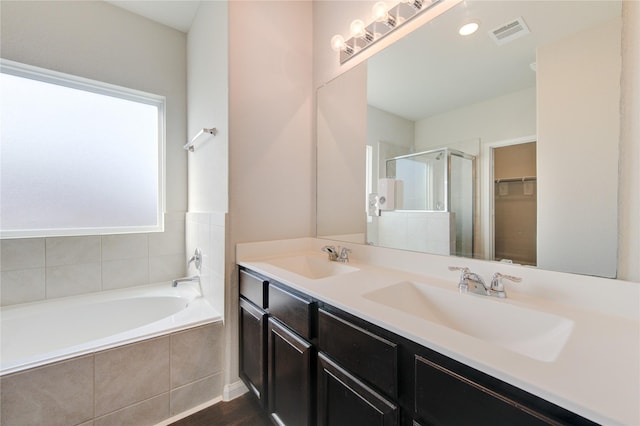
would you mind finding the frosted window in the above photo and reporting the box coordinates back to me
[1,61,165,237]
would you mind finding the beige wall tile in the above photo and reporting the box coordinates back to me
[94,337,170,417]
[46,236,101,267]
[94,393,169,426]
[46,263,101,298]
[149,254,184,283]
[0,356,93,426]
[149,217,185,257]
[170,322,224,388]
[0,267,45,305]
[0,238,45,271]
[101,234,149,261]
[101,258,149,291]
[170,373,223,416]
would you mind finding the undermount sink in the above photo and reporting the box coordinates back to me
[264,255,359,280]
[363,281,574,362]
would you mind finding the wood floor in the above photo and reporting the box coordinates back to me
[170,393,272,426]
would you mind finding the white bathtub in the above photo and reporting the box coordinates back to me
[0,282,222,375]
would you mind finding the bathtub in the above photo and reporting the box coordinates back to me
[0,282,222,376]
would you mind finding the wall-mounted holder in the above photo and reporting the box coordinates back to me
[183,127,217,152]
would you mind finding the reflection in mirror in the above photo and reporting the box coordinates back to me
[378,148,475,258]
[316,0,622,278]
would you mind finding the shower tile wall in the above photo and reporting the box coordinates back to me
[186,212,226,315]
[377,211,455,256]
[0,212,186,306]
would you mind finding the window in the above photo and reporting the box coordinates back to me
[0,60,165,238]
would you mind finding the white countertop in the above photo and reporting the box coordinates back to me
[237,238,640,426]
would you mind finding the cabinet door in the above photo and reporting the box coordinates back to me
[268,317,314,426]
[239,297,267,406]
[414,355,555,426]
[317,353,398,426]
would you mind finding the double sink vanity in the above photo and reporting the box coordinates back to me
[236,238,639,425]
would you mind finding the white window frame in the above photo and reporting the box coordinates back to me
[0,59,166,238]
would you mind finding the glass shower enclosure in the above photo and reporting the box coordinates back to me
[385,148,475,258]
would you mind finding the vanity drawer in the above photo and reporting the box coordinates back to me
[318,308,397,398]
[414,355,553,426]
[268,283,315,340]
[240,269,268,309]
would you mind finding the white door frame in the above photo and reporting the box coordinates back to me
[480,135,537,261]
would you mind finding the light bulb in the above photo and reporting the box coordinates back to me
[350,19,366,38]
[458,21,480,36]
[372,2,389,22]
[330,34,346,52]
[403,0,424,10]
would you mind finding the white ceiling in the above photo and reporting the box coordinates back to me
[105,0,200,33]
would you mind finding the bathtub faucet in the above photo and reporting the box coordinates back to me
[171,275,203,296]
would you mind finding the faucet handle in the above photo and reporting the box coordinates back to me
[490,272,522,292]
[188,248,202,272]
[448,266,470,280]
[448,266,472,292]
[338,247,351,262]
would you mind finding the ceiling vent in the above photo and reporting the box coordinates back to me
[489,17,530,45]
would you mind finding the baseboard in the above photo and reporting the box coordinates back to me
[154,396,222,426]
[223,380,249,401]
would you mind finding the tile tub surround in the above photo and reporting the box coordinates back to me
[0,322,224,426]
[0,212,186,306]
[236,237,640,425]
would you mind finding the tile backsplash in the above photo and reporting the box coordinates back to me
[0,212,186,306]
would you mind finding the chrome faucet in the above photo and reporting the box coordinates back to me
[321,246,351,263]
[172,275,200,287]
[322,245,339,261]
[448,266,521,298]
[171,275,203,296]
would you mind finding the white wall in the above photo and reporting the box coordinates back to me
[414,87,536,151]
[317,63,368,238]
[187,1,229,214]
[229,1,314,245]
[367,105,415,180]
[618,1,640,282]
[537,18,621,277]
[227,0,314,390]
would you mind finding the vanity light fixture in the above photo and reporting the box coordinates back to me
[330,0,442,64]
[458,20,480,36]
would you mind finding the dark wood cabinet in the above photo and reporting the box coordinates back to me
[414,355,553,426]
[239,298,267,406]
[268,317,314,426]
[317,353,398,426]
[238,269,269,407]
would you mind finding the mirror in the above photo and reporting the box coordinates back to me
[317,0,622,278]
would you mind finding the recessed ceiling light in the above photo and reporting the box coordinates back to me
[459,21,480,36]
